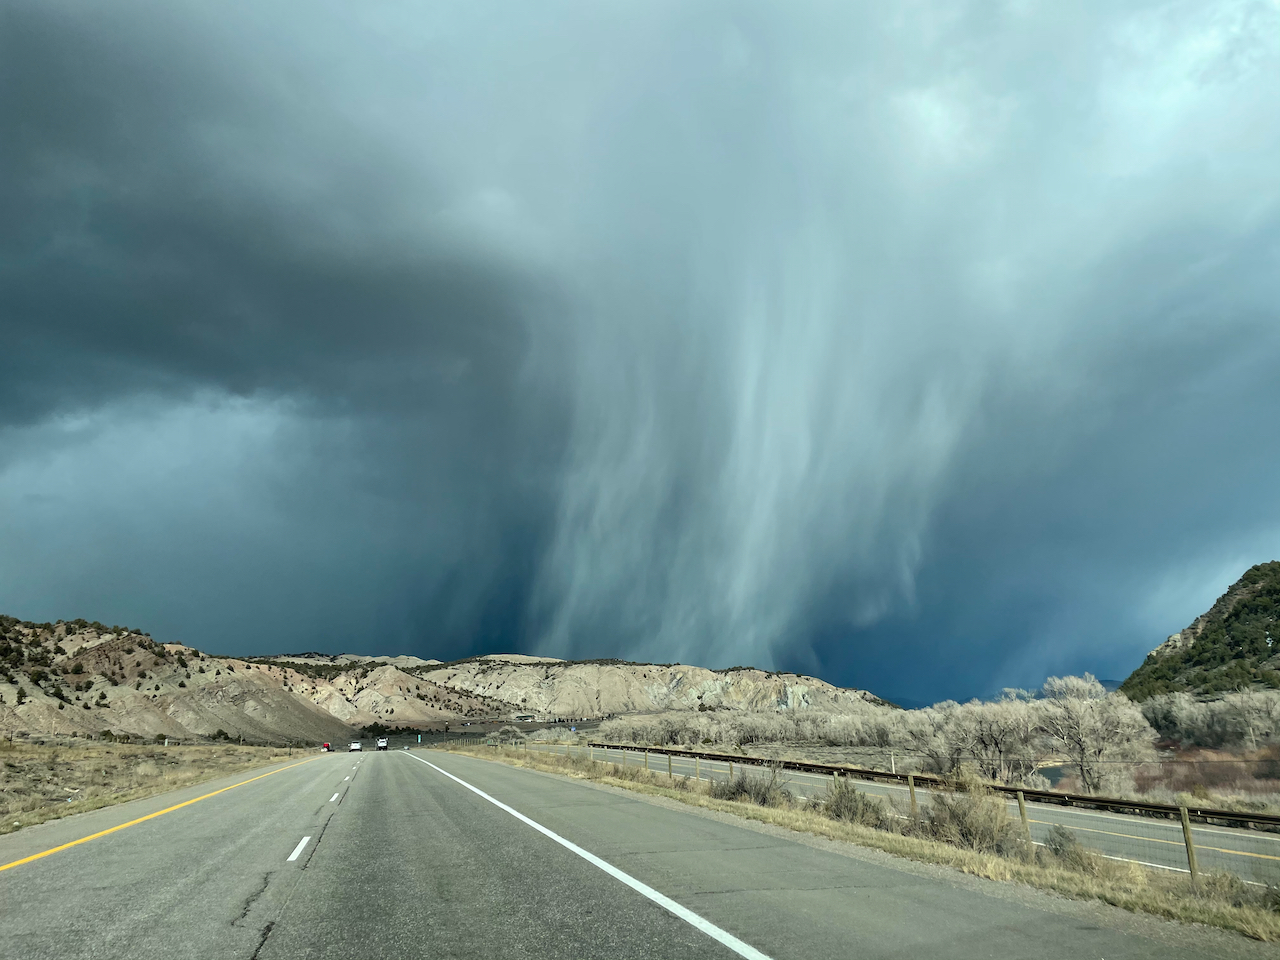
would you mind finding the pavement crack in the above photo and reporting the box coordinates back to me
[300,817,333,870]
[233,872,273,926]
[249,921,275,960]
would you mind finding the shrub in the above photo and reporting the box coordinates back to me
[1043,824,1097,873]
[814,778,893,829]
[707,769,793,808]
[924,770,1021,855]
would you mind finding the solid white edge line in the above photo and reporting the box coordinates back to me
[538,748,1261,879]
[405,752,773,960]
[330,793,339,802]
[287,836,311,862]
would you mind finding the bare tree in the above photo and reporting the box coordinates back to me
[1039,674,1155,794]
[952,696,1042,784]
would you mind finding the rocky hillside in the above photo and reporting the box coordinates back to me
[415,656,889,719]
[0,615,888,742]
[1122,562,1280,700]
[0,617,502,743]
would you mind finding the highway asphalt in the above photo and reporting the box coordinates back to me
[569,743,1280,884]
[0,749,1272,959]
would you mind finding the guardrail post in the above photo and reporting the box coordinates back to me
[908,774,918,820]
[1016,790,1030,843]
[1180,806,1199,882]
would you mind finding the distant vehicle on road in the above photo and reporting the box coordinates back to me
[321,743,331,752]
[376,738,388,751]
[349,741,362,752]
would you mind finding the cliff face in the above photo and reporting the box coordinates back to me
[1121,561,1280,700]
[418,657,887,718]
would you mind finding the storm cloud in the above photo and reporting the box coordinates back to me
[3,1,1279,702]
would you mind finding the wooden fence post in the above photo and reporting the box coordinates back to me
[1017,790,1030,842]
[668,753,672,778]
[908,774,918,820]
[1180,806,1199,881]
[696,756,700,781]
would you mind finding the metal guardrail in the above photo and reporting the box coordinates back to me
[586,741,1280,831]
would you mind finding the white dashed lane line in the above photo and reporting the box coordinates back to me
[287,836,311,862]
[329,793,339,802]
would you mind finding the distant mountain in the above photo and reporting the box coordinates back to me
[0,617,506,743]
[1121,561,1280,701]
[0,616,887,742]
[417,657,889,718]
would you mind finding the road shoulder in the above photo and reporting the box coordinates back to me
[435,749,1276,960]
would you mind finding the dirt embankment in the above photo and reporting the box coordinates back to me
[0,741,296,836]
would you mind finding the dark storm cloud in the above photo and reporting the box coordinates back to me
[1,3,563,424]
[2,1,1279,699]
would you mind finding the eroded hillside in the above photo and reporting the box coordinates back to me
[416,656,888,718]
[0,617,502,742]
[0,616,887,742]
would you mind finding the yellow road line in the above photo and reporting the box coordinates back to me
[0,755,322,873]
[1027,818,1280,862]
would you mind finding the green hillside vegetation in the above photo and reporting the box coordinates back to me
[1122,561,1280,701]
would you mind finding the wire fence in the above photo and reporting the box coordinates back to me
[454,739,1280,887]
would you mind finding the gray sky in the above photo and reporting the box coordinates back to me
[3,1,1279,703]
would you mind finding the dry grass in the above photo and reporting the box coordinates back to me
[446,743,1280,942]
[0,741,294,835]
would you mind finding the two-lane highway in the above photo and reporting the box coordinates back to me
[574,744,1280,883]
[0,750,1269,959]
